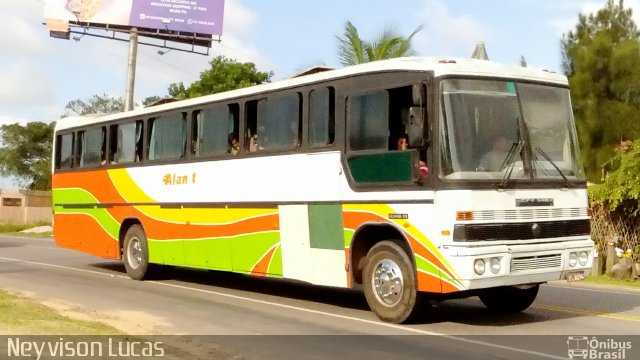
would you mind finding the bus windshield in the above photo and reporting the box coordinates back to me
[439,79,585,182]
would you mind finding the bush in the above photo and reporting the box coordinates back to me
[589,139,640,261]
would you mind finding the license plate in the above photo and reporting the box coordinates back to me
[566,272,585,282]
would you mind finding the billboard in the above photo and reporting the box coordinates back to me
[44,0,225,37]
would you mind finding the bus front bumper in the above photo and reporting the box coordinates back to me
[440,238,594,290]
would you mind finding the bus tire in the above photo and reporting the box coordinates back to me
[363,241,421,324]
[478,284,539,313]
[122,225,155,281]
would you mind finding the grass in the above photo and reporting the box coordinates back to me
[0,289,122,335]
[583,274,640,289]
[0,222,52,237]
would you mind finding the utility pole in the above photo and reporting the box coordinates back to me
[124,28,138,111]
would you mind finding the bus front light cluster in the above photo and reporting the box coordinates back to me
[489,257,501,274]
[568,252,578,267]
[473,259,485,275]
[578,251,589,266]
[473,257,502,276]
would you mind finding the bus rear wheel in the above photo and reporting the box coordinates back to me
[478,284,539,313]
[122,225,156,280]
[363,241,421,324]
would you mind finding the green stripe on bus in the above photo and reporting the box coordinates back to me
[343,229,356,247]
[267,245,283,275]
[52,188,120,239]
[149,232,281,275]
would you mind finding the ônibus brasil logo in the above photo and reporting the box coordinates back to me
[567,336,632,360]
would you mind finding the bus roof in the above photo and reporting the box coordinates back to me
[54,57,568,131]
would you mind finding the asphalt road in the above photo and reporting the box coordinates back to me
[0,235,639,360]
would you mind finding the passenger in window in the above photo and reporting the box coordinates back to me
[249,134,258,152]
[228,134,240,155]
[398,134,429,179]
[396,135,409,150]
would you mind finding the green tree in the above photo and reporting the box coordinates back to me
[336,21,423,66]
[63,94,126,117]
[590,139,640,219]
[143,96,164,107]
[0,122,54,190]
[169,56,273,99]
[561,0,640,182]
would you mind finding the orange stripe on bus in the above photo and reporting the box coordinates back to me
[251,246,278,276]
[342,211,457,283]
[54,214,119,259]
[417,271,442,293]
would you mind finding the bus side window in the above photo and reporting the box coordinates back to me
[193,104,240,157]
[111,122,139,164]
[257,93,301,151]
[309,87,335,148]
[348,91,388,151]
[56,133,74,170]
[77,127,105,167]
[148,114,186,161]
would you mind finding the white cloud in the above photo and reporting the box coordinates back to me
[0,2,52,55]
[224,0,257,37]
[551,0,640,36]
[0,115,33,127]
[0,60,55,108]
[414,0,491,57]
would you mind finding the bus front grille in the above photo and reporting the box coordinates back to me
[473,208,587,221]
[453,219,590,242]
[510,254,562,272]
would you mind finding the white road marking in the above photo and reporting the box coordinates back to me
[0,255,567,359]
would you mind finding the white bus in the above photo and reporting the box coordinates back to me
[52,57,594,323]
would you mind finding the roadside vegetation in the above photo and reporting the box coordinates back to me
[0,222,52,237]
[0,290,121,335]
[584,275,640,289]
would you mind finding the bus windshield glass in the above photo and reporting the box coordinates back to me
[439,79,585,182]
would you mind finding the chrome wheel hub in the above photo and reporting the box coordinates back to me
[127,237,143,269]
[372,259,404,307]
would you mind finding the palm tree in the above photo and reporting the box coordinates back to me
[336,21,423,66]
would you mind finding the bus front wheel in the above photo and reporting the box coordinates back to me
[122,225,155,280]
[478,284,539,313]
[363,241,421,324]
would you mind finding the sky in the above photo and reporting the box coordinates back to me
[0,0,639,188]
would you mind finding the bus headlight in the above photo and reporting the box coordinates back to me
[474,259,486,275]
[489,257,501,274]
[578,251,589,266]
[569,252,578,267]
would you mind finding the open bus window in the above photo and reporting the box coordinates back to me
[245,100,258,152]
[347,84,427,184]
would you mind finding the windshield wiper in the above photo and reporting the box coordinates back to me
[498,140,524,189]
[534,147,569,187]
